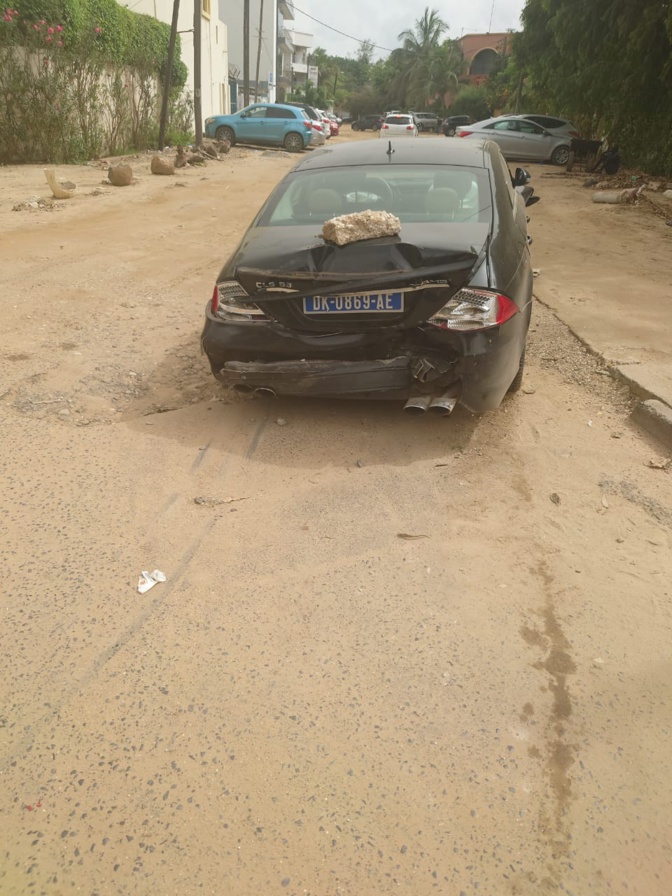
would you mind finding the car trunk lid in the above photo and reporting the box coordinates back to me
[234,223,490,332]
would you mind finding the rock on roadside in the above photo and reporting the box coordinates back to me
[108,164,133,187]
[151,155,175,176]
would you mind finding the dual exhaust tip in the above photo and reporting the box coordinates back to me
[232,384,458,416]
[403,392,459,417]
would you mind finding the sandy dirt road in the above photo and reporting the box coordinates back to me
[1,133,672,896]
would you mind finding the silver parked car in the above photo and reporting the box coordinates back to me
[510,114,581,140]
[456,116,572,165]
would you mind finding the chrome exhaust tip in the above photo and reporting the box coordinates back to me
[254,387,277,398]
[403,395,432,415]
[428,393,459,417]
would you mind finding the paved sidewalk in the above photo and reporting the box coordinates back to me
[529,170,672,447]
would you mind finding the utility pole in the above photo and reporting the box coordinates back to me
[254,0,265,101]
[193,0,202,145]
[243,0,250,106]
[158,0,180,149]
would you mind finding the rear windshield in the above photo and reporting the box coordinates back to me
[386,116,412,125]
[256,164,492,226]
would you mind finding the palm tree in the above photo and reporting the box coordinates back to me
[397,7,454,108]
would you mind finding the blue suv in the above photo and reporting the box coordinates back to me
[204,104,313,152]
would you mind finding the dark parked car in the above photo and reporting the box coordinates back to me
[351,114,384,131]
[443,114,472,136]
[204,103,313,152]
[201,139,534,414]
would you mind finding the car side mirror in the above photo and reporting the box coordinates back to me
[240,111,249,119]
[513,167,531,187]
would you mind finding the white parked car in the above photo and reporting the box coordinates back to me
[310,121,326,145]
[379,114,418,138]
[315,109,332,138]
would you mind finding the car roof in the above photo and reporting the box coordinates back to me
[510,113,570,121]
[242,102,302,113]
[289,139,489,172]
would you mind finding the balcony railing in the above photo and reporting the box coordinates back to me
[278,0,295,20]
[278,25,294,53]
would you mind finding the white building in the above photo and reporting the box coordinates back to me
[120,0,230,120]
[222,0,307,107]
[278,28,313,97]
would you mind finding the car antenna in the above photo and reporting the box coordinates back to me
[386,140,394,158]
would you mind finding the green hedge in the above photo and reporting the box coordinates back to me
[12,0,187,87]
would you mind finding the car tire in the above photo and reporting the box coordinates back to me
[507,348,526,393]
[284,132,304,152]
[551,145,570,166]
[215,126,235,145]
[446,126,456,137]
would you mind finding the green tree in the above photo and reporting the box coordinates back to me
[397,7,459,108]
[513,0,672,172]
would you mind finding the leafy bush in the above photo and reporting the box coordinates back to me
[447,85,491,122]
[0,4,189,162]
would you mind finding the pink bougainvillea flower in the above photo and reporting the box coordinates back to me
[57,39,62,46]
[56,24,62,31]
[94,25,102,33]
[33,23,39,29]
[40,18,45,23]
[45,34,52,41]
[47,25,54,33]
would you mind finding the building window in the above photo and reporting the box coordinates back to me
[202,0,211,18]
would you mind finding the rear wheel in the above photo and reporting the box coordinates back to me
[284,132,304,152]
[551,145,570,166]
[507,348,526,393]
[215,126,235,145]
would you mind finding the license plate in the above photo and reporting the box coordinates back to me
[303,292,403,314]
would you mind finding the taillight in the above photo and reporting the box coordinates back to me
[429,289,518,331]
[406,125,413,130]
[211,281,267,321]
[382,124,389,129]
[457,130,472,137]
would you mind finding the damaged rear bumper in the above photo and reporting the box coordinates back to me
[201,311,527,412]
[217,356,412,399]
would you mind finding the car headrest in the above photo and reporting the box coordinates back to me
[308,188,343,218]
[432,171,472,200]
[424,187,460,219]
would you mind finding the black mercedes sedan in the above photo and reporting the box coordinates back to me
[201,139,534,414]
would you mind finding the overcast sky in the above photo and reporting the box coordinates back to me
[289,1,526,60]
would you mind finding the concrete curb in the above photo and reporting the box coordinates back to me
[533,292,672,452]
[631,400,672,452]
